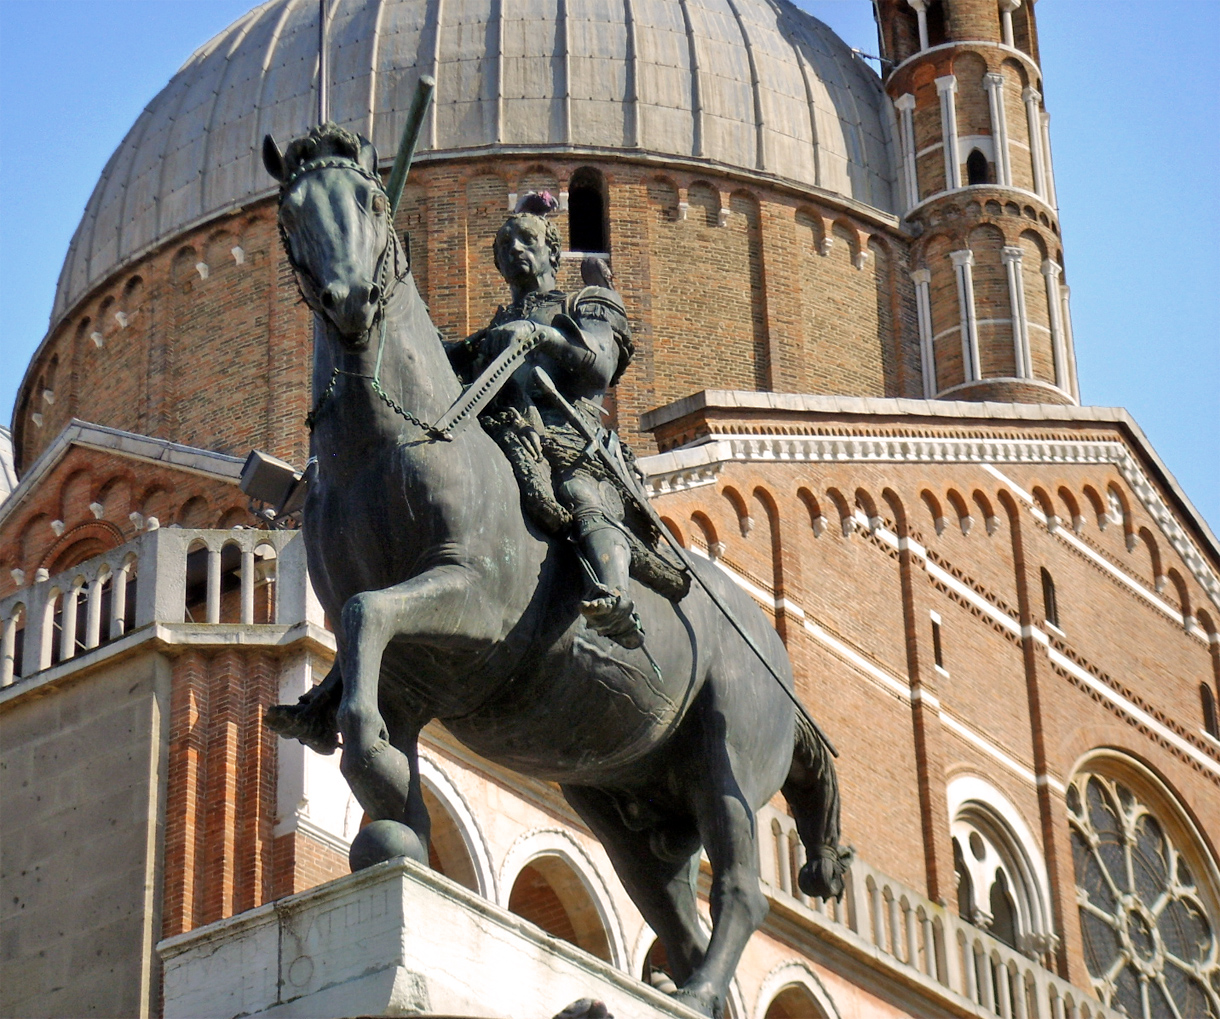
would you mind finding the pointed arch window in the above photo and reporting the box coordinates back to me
[1041,567,1059,630]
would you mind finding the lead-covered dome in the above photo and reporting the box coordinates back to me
[54,0,896,328]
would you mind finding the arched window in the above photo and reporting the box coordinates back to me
[764,984,825,1018]
[1040,567,1059,629]
[966,149,990,185]
[1067,763,1220,1017]
[949,778,1056,961]
[1202,683,1219,739]
[568,168,608,255]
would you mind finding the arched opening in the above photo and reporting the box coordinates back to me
[765,984,826,1019]
[1040,567,1059,629]
[420,783,480,894]
[184,542,242,623]
[507,854,613,962]
[966,149,990,185]
[568,168,608,255]
[953,836,976,920]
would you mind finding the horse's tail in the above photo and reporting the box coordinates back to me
[781,709,854,900]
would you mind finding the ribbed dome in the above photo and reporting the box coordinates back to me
[53,0,896,327]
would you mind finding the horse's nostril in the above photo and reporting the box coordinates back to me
[321,288,337,309]
[367,285,380,305]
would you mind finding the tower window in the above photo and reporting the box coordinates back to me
[1041,567,1059,629]
[1203,684,1219,738]
[568,168,608,254]
[966,149,990,185]
[926,1,947,46]
[931,612,945,669]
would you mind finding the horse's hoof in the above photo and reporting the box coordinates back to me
[349,819,428,871]
[264,702,340,755]
[670,988,722,1018]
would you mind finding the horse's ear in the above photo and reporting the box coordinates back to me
[263,134,287,182]
[357,136,379,175]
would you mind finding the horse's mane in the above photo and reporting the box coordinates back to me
[281,123,367,179]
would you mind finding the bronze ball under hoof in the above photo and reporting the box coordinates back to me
[349,819,428,871]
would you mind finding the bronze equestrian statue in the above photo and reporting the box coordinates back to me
[261,122,850,1019]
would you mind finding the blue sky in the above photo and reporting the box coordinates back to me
[1,1,1216,530]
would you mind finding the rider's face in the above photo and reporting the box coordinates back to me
[495,219,553,290]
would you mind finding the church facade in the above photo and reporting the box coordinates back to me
[2,1,1218,1017]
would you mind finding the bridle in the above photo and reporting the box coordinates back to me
[277,157,444,437]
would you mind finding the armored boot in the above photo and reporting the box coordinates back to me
[577,522,644,649]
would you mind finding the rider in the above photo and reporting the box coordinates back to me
[446,196,642,649]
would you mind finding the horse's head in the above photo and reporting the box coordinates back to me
[264,124,398,346]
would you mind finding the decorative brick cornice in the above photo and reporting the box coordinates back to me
[640,430,1220,612]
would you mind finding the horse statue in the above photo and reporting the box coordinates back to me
[261,122,850,1018]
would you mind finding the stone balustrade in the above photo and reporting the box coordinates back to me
[758,805,1111,1019]
[0,527,316,688]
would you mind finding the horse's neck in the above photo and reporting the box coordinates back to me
[312,273,462,450]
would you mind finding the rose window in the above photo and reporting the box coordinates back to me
[1068,773,1220,1018]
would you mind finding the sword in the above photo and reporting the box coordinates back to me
[431,325,546,439]
[532,366,838,757]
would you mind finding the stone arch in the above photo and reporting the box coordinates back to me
[824,487,854,537]
[1056,486,1083,533]
[722,486,752,538]
[853,487,880,533]
[58,469,93,525]
[659,515,686,548]
[204,230,235,274]
[217,506,249,529]
[1082,485,1108,530]
[921,489,948,537]
[687,181,720,228]
[1137,527,1164,590]
[96,474,133,523]
[645,176,680,222]
[796,488,827,538]
[972,490,1000,536]
[171,245,199,289]
[946,488,974,536]
[690,511,721,557]
[1106,482,1135,548]
[177,495,210,528]
[417,755,496,899]
[140,485,171,528]
[46,525,120,576]
[499,828,626,968]
[795,206,826,256]
[754,960,840,1019]
[1030,485,1058,529]
[1165,568,1193,627]
[947,775,1055,958]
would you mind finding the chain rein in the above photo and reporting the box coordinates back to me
[278,158,447,439]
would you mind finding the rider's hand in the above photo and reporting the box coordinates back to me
[482,320,537,358]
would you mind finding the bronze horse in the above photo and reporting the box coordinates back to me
[262,124,849,1017]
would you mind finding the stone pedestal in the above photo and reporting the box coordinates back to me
[157,858,701,1019]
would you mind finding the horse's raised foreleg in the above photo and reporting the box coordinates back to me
[562,785,707,986]
[337,565,488,869]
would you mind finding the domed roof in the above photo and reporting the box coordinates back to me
[53,0,896,327]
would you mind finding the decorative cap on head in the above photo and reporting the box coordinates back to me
[514,191,560,216]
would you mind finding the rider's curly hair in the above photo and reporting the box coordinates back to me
[493,213,563,275]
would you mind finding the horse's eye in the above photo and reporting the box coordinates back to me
[371,193,386,215]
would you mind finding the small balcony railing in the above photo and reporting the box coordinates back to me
[1,527,315,688]
[758,806,1111,1019]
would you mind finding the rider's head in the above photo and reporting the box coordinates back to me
[493,214,562,296]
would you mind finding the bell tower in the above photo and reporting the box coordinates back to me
[875,0,1077,404]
